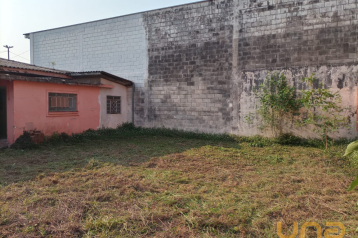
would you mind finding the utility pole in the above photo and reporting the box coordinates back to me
[3,45,13,60]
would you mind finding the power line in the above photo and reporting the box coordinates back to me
[9,50,30,60]
[10,52,30,62]
[3,45,13,60]
[10,50,29,58]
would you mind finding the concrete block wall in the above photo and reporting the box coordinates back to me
[31,13,148,87]
[237,0,358,70]
[233,0,358,137]
[28,0,358,138]
[237,65,358,137]
[142,1,234,133]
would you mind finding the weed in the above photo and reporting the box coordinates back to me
[16,123,236,148]
[249,142,266,148]
[266,155,285,164]
[0,130,357,237]
[275,133,303,146]
[84,215,124,234]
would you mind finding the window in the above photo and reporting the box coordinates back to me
[49,93,77,112]
[107,96,121,114]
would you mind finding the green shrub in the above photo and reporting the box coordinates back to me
[11,131,39,150]
[253,72,301,137]
[248,142,266,148]
[297,74,351,149]
[11,123,354,149]
[45,132,73,145]
[29,124,236,147]
[276,133,303,146]
[235,135,273,147]
[119,122,136,130]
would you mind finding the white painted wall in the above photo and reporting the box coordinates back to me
[30,13,147,87]
[99,78,128,128]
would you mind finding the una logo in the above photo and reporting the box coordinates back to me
[277,222,345,238]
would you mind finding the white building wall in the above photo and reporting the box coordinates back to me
[99,78,128,129]
[31,13,147,87]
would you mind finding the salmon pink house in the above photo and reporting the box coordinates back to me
[0,58,133,146]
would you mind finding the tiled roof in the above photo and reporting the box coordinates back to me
[0,58,69,74]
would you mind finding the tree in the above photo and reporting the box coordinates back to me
[254,72,301,137]
[297,74,351,149]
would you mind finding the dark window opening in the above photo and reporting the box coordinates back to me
[49,93,77,112]
[107,96,121,114]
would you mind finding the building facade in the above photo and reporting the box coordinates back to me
[0,59,132,145]
[25,0,358,138]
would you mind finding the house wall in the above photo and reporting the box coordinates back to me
[29,0,358,138]
[12,81,100,143]
[0,80,14,144]
[99,78,129,128]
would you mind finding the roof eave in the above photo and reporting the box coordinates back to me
[0,74,97,87]
[100,71,133,86]
[68,72,133,87]
[0,66,72,79]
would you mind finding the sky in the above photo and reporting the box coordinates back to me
[0,0,199,63]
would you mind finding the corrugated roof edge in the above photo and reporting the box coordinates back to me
[68,71,133,86]
[0,58,133,86]
[0,57,70,74]
[23,0,209,36]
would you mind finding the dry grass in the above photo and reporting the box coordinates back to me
[0,135,357,237]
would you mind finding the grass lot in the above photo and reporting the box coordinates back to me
[0,131,358,237]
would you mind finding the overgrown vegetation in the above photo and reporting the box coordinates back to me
[248,72,352,148]
[11,123,235,150]
[10,131,39,150]
[10,123,353,151]
[252,72,301,137]
[297,74,351,149]
[1,129,358,237]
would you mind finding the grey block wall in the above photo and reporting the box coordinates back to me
[29,0,358,138]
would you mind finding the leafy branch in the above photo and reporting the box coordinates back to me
[297,74,351,149]
[253,72,301,137]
